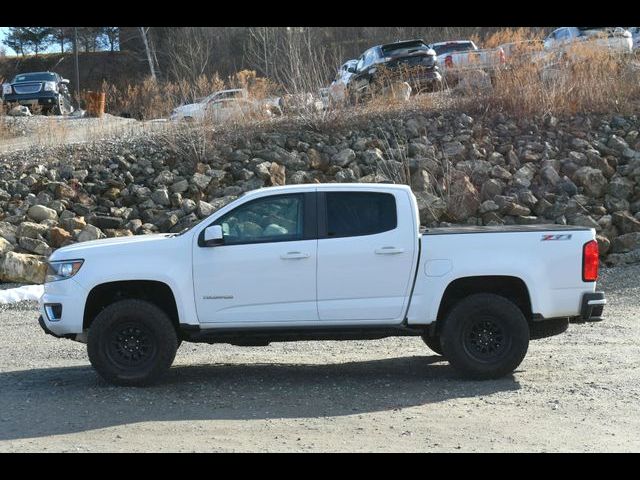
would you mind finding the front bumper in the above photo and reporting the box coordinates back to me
[3,92,59,106]
[576,291,606,322]
[38,278,88,337]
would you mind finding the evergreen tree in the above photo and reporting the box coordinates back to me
[3,27,29,56]
[22,27,54,56]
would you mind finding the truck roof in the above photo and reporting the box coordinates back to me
[248,183,412,194]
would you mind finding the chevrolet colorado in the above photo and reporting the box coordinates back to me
[38,183,605,386]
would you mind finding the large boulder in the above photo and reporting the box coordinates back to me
[18,237,51,256]
[574,167,607,197]
[0,252,47,284]
[17,222,48,240]
[0,222,18,245]
[77,224,106,243]
[414,191,447,224]
[269,162,286,186]
[27,205,58,222]
[607,177,635,200]
[49,227,73,248]
[446,172,480,222]
[611,232,640,253]
[0,237,14,255]
[331,149,356,167]
[612,211,640,234]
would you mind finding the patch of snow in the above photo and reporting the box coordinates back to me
[0,284,44,304]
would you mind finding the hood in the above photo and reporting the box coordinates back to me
[49,233,173,261]
[172,103,204,115]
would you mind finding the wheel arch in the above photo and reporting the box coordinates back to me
[83,280,180,332]
[435,275,533,333]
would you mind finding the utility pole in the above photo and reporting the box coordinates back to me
[74,27,80,107]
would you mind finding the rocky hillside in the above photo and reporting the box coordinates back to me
[0,109,639,283]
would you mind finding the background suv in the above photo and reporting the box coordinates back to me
[2,71,74,115]
[347,39,442,102]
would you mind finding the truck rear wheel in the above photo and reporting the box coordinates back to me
[440,293,529,380]
[421,334,443,356]
[87,299,178,386]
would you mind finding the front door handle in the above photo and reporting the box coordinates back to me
[281,252,310,260]
[375,247,405,255]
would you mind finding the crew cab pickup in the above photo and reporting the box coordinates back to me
[38,184,605,386]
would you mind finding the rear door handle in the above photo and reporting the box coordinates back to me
[280,252,310,260]
[375,247,405,255]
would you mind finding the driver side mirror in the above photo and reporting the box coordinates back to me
[203,225,224,247]
[60,78,70,85]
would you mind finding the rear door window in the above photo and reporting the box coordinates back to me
[324,192,397,238]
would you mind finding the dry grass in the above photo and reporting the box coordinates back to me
[481,27,545,48]
[478,43,640,117]
[3,29,640,150]
[97,70,280,120]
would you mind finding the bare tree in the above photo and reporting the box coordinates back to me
[246,27,340,94]
[139,27,157,81]
[246,27,280,79]
[164,27,215,82]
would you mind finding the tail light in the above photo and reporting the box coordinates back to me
[582,240,599,282]
[445,55,453,68]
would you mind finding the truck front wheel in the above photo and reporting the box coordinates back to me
[421,334,443,356]
[87,299,178,386]
[440,294,529,380]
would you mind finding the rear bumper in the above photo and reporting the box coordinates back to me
[575,291,606,322]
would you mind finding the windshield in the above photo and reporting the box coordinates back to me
[203,90,243,104]
[431,42,476,56]
[12,72,56,83]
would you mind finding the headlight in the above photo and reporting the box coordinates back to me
[2,84,12,95]
[46,260,84,283]
[43,81,58,92]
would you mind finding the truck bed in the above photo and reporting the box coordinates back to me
[421,225,590,235]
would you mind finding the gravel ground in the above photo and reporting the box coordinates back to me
[0,265,638,452]
[0,114,169,153]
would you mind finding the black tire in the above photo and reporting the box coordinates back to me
[440,293,529,380]
[421,334,444,356]
[87,299,178,386]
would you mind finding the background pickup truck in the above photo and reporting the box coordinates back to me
[431,40,506,71]
[38,183,605,386]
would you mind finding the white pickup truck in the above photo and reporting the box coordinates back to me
[38,183,605,386]
[431,40,505,71]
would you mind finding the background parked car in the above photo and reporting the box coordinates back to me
[170,88,281,122]
[544,27,633,54]
[347,39,442,102]
[170,88,247,121]
[328,59,357,104]
[627,27,640,50]
[1,71,74,115]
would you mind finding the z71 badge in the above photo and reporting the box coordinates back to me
[541,234,572,241]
